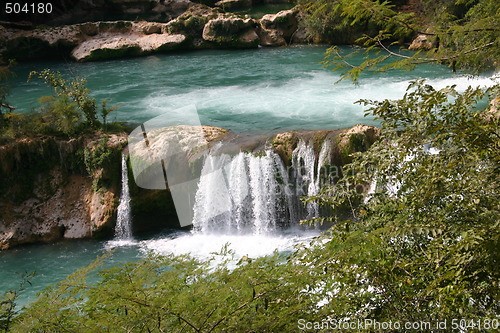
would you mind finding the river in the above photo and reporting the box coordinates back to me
[1,45,495,307]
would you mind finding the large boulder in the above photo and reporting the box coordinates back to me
[409,33,438,50]
[258,8,298,46]
[202,17,259,48]
[71,33,186,61]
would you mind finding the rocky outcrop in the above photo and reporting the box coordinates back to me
[271,124,380,166]
[72,32,186,61]
[0,133,127,250]
[409,33,438,50]
[128,125,230,233]
[0,3,312,62]
[203,17,258,47]
[258,8,299,46]
[0,125,379,249]
[1,4,267,61]
[1,21,189,61]
[166,4,259,49]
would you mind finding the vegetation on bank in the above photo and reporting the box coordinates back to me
[0,68,126,143]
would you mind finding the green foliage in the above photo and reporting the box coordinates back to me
[299,0,500,81]
[84,137,113,190]
[100,100,118,130]
[0,59,15,129]
[0,69,119,141]
[0,273,35,332]
[37,95,82,136]
[12,250,322,332]
[28,69,99,128]
[306,80,500,321]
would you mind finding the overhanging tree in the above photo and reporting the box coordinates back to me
[299,0,500,81]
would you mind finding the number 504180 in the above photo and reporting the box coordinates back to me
[5,2,53,14]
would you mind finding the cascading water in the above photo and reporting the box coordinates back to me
[291,139,332,219]
[192,149,287,234]
[115,155,133,240]
[191,139,332,235]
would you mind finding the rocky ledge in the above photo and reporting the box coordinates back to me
[0,133,127,249]
[0,124,378,250]
[0,4,305,62]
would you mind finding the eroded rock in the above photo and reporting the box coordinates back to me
[409,33,438,50]
[71,33,186,61]
[0,134,127,250]
[258,8,298,46]
[202,17,258,48]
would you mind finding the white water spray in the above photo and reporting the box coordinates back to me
[115,155,133,240]
[192,139,333,234]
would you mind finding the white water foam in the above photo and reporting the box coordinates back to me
[140,229,320,263]
[141,72,498,132]
[114,155,133,240]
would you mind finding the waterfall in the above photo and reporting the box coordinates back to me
[192,150,286,234]
[191,139,332,234]
[115,155,133,240]
[291,139,331,219]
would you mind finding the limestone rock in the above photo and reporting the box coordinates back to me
[0,134,127,250]
[166,4,220,36]
[202,17,258,48]
[71,33,186,61]
[258,8,298,46]
[409,34,438,50]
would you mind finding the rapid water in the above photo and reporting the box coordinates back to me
[6,46,496,134]
[1,46,497,307]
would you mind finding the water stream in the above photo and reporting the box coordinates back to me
[114,155,133,240]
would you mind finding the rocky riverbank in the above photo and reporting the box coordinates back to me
[0,124,379,249]
[0,3,307,62]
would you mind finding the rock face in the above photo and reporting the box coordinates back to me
[0,134,127,250]
[1,21,188,61]
[271,124,380,166]
[259,8,299,46]
[1,4,267,61]
[71,32,186,61]
[166,4,259,49]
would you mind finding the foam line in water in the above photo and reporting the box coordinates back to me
[140,229,320,262]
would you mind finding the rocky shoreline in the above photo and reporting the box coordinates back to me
[0,3,307,62]
[0,125,379,250]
